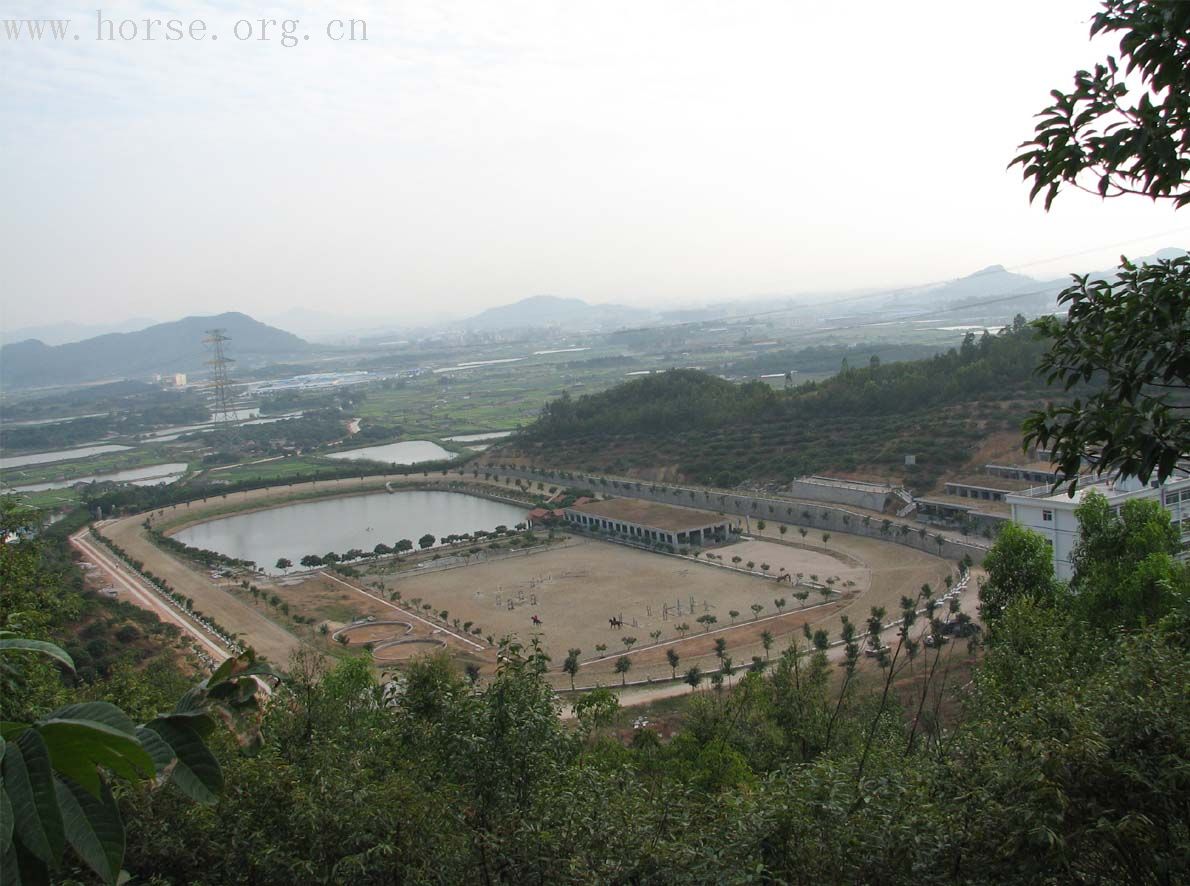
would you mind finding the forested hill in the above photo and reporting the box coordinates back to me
[0,312,311,387]
[514,322,1065,490]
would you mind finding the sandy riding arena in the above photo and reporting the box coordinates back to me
[346,533,951,684]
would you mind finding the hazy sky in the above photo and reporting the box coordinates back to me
[2,0,1186,330]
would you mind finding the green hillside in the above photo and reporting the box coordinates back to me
[513,320,1066,490]
[0,312,311,387]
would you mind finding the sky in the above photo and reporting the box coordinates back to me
[1,0,1186,331]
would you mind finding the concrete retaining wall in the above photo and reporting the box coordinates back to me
[787,476,891,512]
[482,464,989,565]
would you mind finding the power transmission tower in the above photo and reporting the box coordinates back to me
[204,329,236,423]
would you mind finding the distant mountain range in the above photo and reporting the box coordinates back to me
[1,312,310,388]
[0,317,159,347]
[873,248,1188,318]
[461,295,653,331]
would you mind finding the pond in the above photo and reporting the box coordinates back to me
[442,431,514,443]
[9,462,190,492]
[172,490,527,572]
[0,444,132,470]
[325,440,455,465]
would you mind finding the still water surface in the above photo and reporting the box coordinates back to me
[173,490,527,571]
[325,440,455,465]
[11,462,189,492]
[0,444,132,470]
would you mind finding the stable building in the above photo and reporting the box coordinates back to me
[563,497,732,547]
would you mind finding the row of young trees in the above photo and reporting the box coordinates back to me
[145,524,256,572]
[278,524,534,570]
[90,530,244,660]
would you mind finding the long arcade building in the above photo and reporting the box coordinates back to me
[563,497,733,547]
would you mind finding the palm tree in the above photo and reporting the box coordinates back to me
[666,647,680,679]
[563,648,581,689]
[595,643,608,657]
[774,597,786,613]
[622,636,637,652]
[675,622,690,638]
[615,656,632,686]
[750,603,764,620]
[649,630,662,644]
[798,527,808,539]
[729,609,740,624]
[822,533,831,544]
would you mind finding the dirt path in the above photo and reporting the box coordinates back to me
[319,570,487,652]
[99,515,303,666]
[72,530,230,663]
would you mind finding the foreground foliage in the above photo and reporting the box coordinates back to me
[1016,0,1189,488]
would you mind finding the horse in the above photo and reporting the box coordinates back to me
[531,614,543,626]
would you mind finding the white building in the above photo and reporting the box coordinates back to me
[1007,474,1190,581]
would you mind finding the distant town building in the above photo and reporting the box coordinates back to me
[171,373,187,387]
[1007,474,1190,581]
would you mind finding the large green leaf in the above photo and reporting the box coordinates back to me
[143,719,222,804]
[0,639,75,672]
[0,838,21,886]
[133,726,175,776]
[38,719,155,798]
[54,776,124,884]
[171,688,210,719]
[0,782,13,849]
[50,702,137,736]
[3,730,63,866]
[0,723,30,741]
